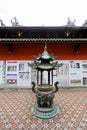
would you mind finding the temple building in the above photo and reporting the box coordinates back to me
[0,19,87,88]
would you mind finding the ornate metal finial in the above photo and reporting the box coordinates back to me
[11,17,19,26]
[0,18,5,26]
[44,42,47,50]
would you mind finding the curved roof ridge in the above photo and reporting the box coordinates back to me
[36,44,55,60]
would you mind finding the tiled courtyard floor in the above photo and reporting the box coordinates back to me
[0,89,87,130]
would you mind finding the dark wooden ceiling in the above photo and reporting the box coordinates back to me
[0,26,87,39]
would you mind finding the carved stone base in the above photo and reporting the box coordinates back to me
[32,104,61,119]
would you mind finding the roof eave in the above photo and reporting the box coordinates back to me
[0,38,87,42]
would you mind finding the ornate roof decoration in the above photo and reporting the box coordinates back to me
[0,18,5,27]
[10,17,20,27]
[1,24,87,42]
[1,26,87,39]
[82,19,87,27]
[1,17,87,27]
[36,44,55,61]
[66,17,76,27]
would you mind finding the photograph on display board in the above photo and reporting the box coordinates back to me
[70,62,80,68]
[18,61,31,86]
[57,61,69,86]
[6,74,17,84]
[19,72,30,85]
[19,63,24,71]
[70,79,81,84]
[82,61,87,85]
[19,72,29,80]
[6,61,18,84]
[83,77,87,85]
[7,66,17,72]
[82,64,87,69]
[19,61,29,72]
[6,61,18,72]
[69,61,81,86]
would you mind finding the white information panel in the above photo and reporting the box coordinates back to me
[6,61,18,84]
[69,61,82,86]
[18,60,31,87]
[0,60,86,87]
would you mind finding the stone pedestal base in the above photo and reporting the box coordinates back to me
[32,104,60,119]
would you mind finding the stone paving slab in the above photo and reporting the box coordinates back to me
[0,90,87,130]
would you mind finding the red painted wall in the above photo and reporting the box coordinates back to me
[0,42,87,60]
